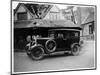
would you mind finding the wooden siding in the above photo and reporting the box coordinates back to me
[14,5,33,21]
[43,5,66,21]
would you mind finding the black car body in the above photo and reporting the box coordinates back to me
[25,28,82,60]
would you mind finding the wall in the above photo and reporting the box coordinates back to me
[44,5,66,21]
[83,24,90,36]
[14,5,33,21]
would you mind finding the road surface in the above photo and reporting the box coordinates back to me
[13,40,95,73]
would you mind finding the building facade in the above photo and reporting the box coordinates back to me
[14,3,81,50]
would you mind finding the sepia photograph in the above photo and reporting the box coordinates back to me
[11,0,96,74]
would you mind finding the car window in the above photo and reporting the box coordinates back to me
[70,32,79,37]
[49,31,55,38]
[57,33,63,38]
[64,31,79,38]
[74,32,79,37]
[48,30,79,38]
[50,33,54,38]
[65,32,70,38]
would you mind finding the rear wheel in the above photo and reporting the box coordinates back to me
[31,46,44,60]
[71,44,80,56]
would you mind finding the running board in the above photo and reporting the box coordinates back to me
[44,51,71,56]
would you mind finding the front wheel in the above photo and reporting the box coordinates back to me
[31,46,44,60]
[71,44,80,56]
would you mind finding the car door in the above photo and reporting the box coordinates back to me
[55,31,66,49]
[63,31,72,50]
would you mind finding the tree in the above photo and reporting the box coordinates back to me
[67,6,76,24]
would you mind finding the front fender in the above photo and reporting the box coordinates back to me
[30,44,44,51]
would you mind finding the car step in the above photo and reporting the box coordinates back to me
[44,50,71,56]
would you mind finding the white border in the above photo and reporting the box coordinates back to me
[0,0,99,75]
[11,0,96,74]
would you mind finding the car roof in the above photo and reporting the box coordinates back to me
[48,29,81,31]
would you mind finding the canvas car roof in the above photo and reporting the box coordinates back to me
[48,29,81,32]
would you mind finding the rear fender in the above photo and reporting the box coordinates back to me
[71,43,80,49]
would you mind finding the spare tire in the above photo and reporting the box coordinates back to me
[45,39,56,53]
[31,45,44,60]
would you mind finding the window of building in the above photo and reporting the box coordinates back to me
[17,12,27,20]
[89,25,93,34]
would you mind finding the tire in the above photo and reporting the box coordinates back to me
[31,46,44,60]
[71,44,80,56]
[45,39,56,53]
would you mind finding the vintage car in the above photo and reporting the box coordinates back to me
[25,28,82,60]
